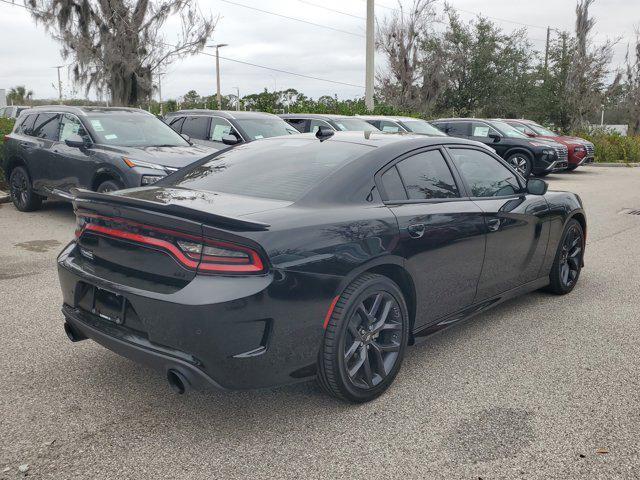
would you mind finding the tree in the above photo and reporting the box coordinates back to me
[564,0,620,129]
[8,86,34,105]
[26,0,216,106]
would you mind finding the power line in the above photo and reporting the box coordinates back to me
[295,0,366,20]
[218,0,364,37]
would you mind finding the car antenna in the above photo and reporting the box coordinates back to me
[315,126,334,142]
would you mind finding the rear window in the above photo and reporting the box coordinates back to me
[167,138,372,201]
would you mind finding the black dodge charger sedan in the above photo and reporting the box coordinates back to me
[58,131,586,403]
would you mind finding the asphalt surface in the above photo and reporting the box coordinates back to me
[1,166,639,479]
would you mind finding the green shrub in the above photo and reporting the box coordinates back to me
[0,117,15,187]
[573,128,640,164]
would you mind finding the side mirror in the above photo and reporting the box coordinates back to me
[488,132,502,143]
[221,134,240,146]
[65,134,88,149]
[527,178,548,195]
[315,125,335,141]
[181,133,192,143]
[525,131,536,138]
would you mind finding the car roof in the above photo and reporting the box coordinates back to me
[498,118,538,125]
[356,115,430,123]
[165,109,281,120]
[279,113,364,120]
[18,105,153,116]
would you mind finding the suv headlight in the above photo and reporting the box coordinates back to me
[123,157,167,171]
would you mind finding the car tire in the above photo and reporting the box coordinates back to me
[9,166,43,212]
[96,179,124,193]
[318,273,409,403]
[506,152,533,177]
[544,219,584,295]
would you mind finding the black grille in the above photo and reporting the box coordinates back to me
[585,143,595,156]
[553,145,568,162]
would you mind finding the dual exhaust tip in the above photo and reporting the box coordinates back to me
[64,323,191,394]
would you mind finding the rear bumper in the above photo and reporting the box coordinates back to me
[62,304,226,391]
[57,242,339,391]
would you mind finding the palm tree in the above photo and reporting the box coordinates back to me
[8,86,34,105]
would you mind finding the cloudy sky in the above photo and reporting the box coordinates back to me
[0,0,637,102]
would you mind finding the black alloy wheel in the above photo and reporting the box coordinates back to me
[97,179,124,193]
[546,219,584,294]
[506,153,532,177]
[9,166,42,211]
[318,273,409,403]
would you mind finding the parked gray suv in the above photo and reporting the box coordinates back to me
[3,106,217,211]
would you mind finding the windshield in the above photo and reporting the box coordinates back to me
[235,117,299,140]
[529,124,558,136]
[399,120,447,136]
[491,121,529,139]
[86,113,189,147]
[167,138,371,201]
[332,118,380,132]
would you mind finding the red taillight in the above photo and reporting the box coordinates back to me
[76,215,265,274]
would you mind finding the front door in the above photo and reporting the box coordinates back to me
[49,113,96,192]
[378,147,486,329]
[446,146,550,300]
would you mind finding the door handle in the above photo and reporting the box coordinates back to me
[487,218,501,232]
[407,223,426,239]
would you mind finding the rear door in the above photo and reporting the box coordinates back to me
[378,147,486,329]
[447,146,550,300]
[29,113,61,193]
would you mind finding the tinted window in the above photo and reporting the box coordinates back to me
[285,119,308,133]
[445,122,470,136]
[381,166,407,200]
[332,118,379,132]
[449,148,521,197]
[86,112,189,147]
[396,150,459,199]
[168,138,370,201]
[33,113,60,140]
[378,120,402,133]
[181,116,210,140]
[168,116,185,132]
[400,120,447,136]
[18,114,37,135]
[309,119,332,133]
[490,120,528,138]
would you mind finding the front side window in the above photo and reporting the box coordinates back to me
[33,113,61,140]
[449,148,521,197]
[400,120,447,136]
[490,120,529,139]
[378,120,402,133]
[86,112,190,147]
[285,118,308,133]
[395,150,459,200]
[309,119,333,133]
[59,114,89,142]
[471,122,500,138]
[331,118,379,132]
[529,124,558,137]
[209,117,239,142]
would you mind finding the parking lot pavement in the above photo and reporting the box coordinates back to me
[1,166,639,479]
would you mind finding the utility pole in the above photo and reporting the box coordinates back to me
[235,87,240,111]
[157,71,165,116]
[208,43,228,110]
[53,65,64,104]
[365,0,374,112]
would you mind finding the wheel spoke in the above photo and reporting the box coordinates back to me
[561,263,569,284]
[373,340,400,353]
[568,256,580,270]
[362,350,374,387]
[371,300,393,333]
[347,324,362,341]
[344,340,360,362]
[369,293,382,318]
[347,349,366,378]
[370,342,386,377]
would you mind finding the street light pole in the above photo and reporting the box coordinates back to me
[235,87,240,111]
[365,0,375,112]
[157,71,165,116]
[208,43,228,110]
[53,65,64,104]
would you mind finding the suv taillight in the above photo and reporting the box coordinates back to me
[176,239,264,273]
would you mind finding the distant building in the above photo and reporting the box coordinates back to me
[590,124,628,136]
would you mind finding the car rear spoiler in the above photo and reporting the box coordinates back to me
[69,188,271,232]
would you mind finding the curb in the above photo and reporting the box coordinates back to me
[0,190,9,204]
[586,163,640,167]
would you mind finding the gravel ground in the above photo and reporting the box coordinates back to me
[1,166,639,479]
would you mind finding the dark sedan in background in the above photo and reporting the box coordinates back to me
[280,113,381,133]
[58,130,586,403]
[163,109,299,150]
[3,106,217,211]
[432,118,569,177]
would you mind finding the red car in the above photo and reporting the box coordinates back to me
[502,119,594,171]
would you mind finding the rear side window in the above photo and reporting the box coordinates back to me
[449,148,521,197]
[446,122,470,136]
[168,116,185,132]
[395,150,459,200]
[16,114,37,135]
[381,166,407,201]
[33,113,61,140]
[181,116,210,140]
[167,138,371,201]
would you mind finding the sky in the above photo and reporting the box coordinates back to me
[0,0,638,102]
